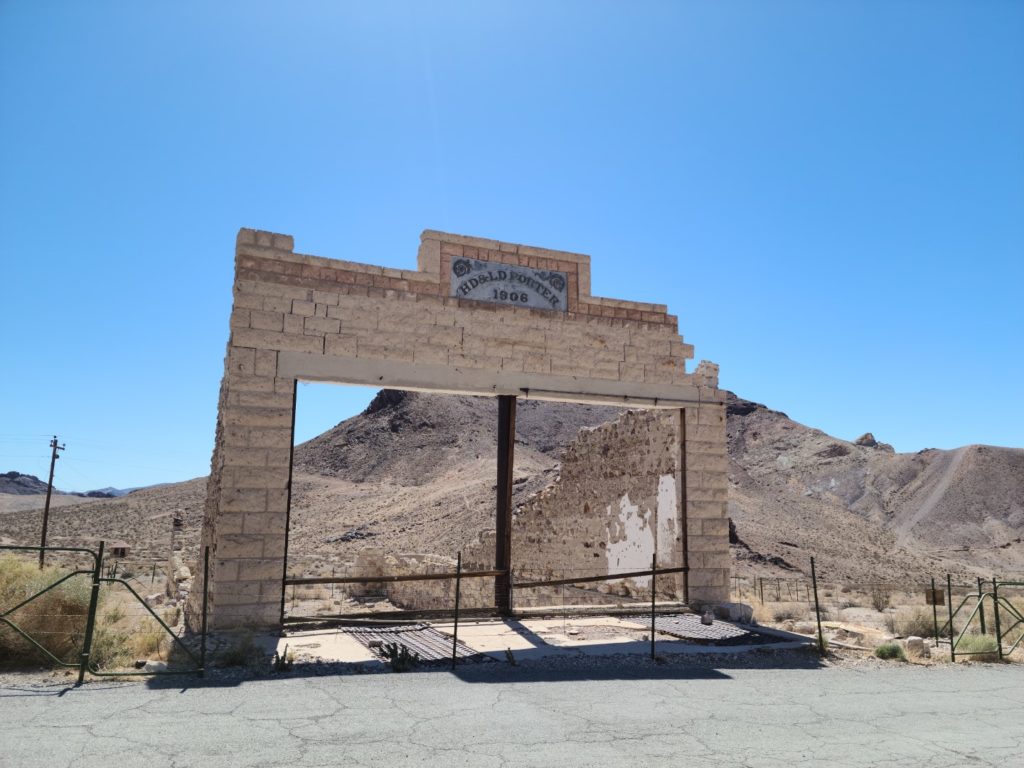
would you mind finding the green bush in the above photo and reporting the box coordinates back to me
[875,642,906,661]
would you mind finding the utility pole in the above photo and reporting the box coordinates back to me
[39,435,65,569]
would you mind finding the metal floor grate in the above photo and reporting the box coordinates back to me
[625,614,777,645]
[342,623,492,663]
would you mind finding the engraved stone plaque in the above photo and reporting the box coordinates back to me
[450,257,568,312]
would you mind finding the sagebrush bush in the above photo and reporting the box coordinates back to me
[875,642,906,661]
[870,587,891,612]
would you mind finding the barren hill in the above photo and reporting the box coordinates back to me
[725,395,1024,581]
[3,390,1021,585]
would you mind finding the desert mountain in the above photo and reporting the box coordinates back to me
[0,472,51,496]
[3,390,1021,585]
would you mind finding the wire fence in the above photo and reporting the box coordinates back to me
[730,572,1024,660]
[1,543,207,680]
[283,553,689,623]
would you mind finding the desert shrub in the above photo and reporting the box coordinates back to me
[870,587,891,612]
[382,641,420,672]
[130,619,167,659]
[837,596,862,610]
[217,631,264,668]
[956,634,1000,662]
[0,557,91,668]
[875,642,906,661]
[892,607,937,638]
[104,605,126,624]
[772,603,807,622]
[88,624,133,669]
[162,605,181,627]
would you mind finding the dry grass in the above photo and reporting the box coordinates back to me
[956,633,1000,662]
[0,556,181,671]
[216,631,265,669]
[0,557,91,667]
[888,607,938,638]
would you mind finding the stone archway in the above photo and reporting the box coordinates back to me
[194,228,728,629]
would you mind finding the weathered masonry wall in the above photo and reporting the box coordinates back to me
[466,409,685,598]
[195,228,728,629]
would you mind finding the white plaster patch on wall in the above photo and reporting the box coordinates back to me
[606,493,654,587]
[656,474,677,566]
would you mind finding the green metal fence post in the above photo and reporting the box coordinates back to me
[78,541,104,685]
[650,554,657,661]
[992,577,1003,661]
[946,574,956,662]
[200,546,209,677]
[931,577,939,646]
[811,557,825,657]
[977,576,986,635]
[451,551,462,670]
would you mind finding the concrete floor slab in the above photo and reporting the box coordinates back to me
[273,615,807,664]
[276,628,381,664]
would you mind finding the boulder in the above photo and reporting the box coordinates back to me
[711,602,754,624]
[904,636,927,656]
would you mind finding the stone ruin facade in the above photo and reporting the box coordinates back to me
[193,228,728,629]
[343,408,716,612]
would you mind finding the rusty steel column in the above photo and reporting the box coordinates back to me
[495,395,517,615]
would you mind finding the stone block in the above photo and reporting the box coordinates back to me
[236,559,285,582]
[227,347,255,376]
[325,334,358,357]
[291,299,316,316]
[217,534,265,559]
[688,535,726,553]
[414,344,450,365]
[254,349,278,377]
[232,328,324,354]
[250,310,284,332]
[220,488,267,513]
[304,316,341,335]
[223,406,293,429]
[243,513,288,535]
[284,314,304,334]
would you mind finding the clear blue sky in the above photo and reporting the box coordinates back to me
[1,2,1021,491]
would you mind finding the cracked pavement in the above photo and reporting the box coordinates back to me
[1,660,1022,767]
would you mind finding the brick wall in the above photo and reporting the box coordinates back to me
[192,228,727,629]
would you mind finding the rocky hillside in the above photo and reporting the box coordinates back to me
[725,394,1024,581]
[0,471,53,495]
[3,389,1021,584]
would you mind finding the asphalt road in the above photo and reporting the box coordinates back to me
[2,657,1022,767]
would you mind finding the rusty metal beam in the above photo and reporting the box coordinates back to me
[284,570,502,586]
[495,395,516,614]
[513,566,689,590]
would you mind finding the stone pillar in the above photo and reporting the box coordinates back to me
[191,232,301,631]
[684,399,730,605]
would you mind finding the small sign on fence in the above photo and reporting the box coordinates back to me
[925,588,944,606]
